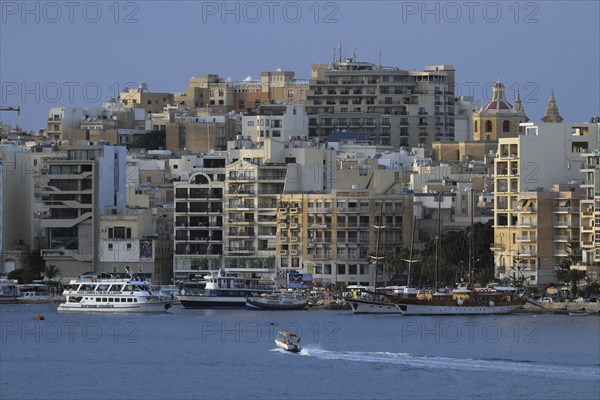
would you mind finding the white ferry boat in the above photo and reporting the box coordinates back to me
[178,270,272,309]
[57,273,174,313]
[0,278,20,304]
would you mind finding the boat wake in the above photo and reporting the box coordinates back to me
[301,348,600,381]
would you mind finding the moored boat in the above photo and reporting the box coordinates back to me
[345,286,415,314]
[569,308,589,316]
[0,278,20,304]
[17,283,53,304]
[178,270,272,309]
[57,272,173,313]
[246,292,308,310]
[275,331,301,353]
[394,286,526,315]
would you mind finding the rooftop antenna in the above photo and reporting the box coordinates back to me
[378,48,382,70]
[332,47,337,64]
[353,48,357,60]
[339,42,343,62]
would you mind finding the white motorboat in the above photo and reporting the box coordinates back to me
[275,331,302,353]
[17,283,53,304]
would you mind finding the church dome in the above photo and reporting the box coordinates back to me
[482,81,513,111]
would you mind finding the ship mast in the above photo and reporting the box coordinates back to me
[405,216,418,288]
[468,188,475,288]
[371,202,386,290]
[435,193,442,292]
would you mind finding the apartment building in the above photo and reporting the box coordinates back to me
[492,121,600,284]
[223,139,336,278]
[98,209,173,284]
[580,149,600,276]
[38,145,126,279]
[173,156,226,281]
[176,71,308,113]
[119,84,174,114]
[165,114,239,153]
[305,57,455,148]
[277,189,413,287]
[241,104,308,143]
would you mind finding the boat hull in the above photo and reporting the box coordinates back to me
[275,339,301,353]
[0,295,19,304]
[346,298,402,314]
[57,301,172,313]
[178,295,246,309]
[245,301,308,311]
[17,296,52,304]
[395,301,524,315]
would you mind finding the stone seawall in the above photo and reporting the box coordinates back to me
[522,301,600,315]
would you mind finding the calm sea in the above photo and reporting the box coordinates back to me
[1,304,599,400]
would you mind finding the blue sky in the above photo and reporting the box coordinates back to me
[1,0,599,131]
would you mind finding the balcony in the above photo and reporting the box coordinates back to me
[516,235,536,242]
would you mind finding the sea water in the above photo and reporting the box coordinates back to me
[1,304,599,400]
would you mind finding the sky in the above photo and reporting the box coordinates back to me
[1,0,599,131]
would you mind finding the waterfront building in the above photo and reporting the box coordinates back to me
[173,155,226,280]
[98,208,173,284]
[492,120,600,284]
[579,148,600,278]
[38,145,126,279]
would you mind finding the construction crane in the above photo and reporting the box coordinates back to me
[0,106,20,115]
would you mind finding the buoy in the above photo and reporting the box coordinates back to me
[488,301,495,307]
[457,299,464,305]
[32,314,45,321]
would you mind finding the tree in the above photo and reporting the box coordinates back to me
[383,252,407,285]
[44,264,62,282]
[554,241,585,297]
[7,268,34,284]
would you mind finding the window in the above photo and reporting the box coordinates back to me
[247,121,254,126]
[485,120,492,133]
[503,120,510,132]
[474,120,478,132]
[108,244,113,251]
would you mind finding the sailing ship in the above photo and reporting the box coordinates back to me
[345,207,417,314]
[393,190,526,315]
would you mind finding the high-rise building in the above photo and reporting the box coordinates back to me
[492,121,600,284]
[305,57,455,147]
[579,149,600,276]
[39,145,126,279]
